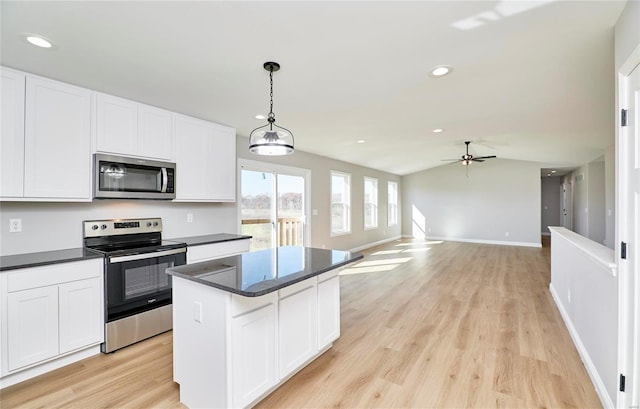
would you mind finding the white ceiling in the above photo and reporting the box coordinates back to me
[0,1,626,176]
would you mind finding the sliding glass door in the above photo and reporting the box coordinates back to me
[239,160,309,251]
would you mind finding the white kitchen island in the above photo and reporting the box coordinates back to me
[166,246,363,409]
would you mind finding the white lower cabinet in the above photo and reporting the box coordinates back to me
[58,277,103,354]
[231,304,276,408]
[317,271,341,349]
[7,286,59,371]
[278,282,318,379]
[173,268,342,409]
[1,259,104,378]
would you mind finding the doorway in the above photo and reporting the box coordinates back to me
[238,159,310,251]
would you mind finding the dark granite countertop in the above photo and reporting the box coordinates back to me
[167,246,363,297]
[167,233,252,247]
[0,248,104,272]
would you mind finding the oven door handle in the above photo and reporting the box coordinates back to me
[109,247,186,263]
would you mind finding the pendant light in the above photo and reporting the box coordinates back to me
[249,62,294,155]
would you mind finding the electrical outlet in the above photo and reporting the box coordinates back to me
[9,219,22,233]
[568,290,571,303]
[505,231,509,237]
[187,213,193,223]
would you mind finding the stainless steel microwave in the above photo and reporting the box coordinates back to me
[94,154,176,200]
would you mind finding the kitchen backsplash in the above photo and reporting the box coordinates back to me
[0,201,237,256]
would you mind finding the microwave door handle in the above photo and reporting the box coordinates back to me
[161,168,168,193]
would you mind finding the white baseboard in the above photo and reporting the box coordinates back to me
[400,234,541,248]
[424,235,541,248]
[549,284,614,409]
[349,235,403,253]
[0,344,101,389]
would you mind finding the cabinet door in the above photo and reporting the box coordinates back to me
[59,277,103,354]
[138,104,173,160]
[95,93,138,155]
[7,286,59,371]
[317,275,340,349]
[208,124,236,201]
[231,303,276,408]
[0,68,25,198]
[174,114,236,202]
[24,76,91,199]
[278,285,318,379]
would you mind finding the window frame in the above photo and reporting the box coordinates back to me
[364,176,378,230]
[330,170,351,236]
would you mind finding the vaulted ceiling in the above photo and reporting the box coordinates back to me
[0,1,626,175]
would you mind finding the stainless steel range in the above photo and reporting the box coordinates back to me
[83,218,186,353]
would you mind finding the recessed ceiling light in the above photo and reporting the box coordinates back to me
[430,65,453,77]
[432,128,444,133]
[255,114,266,120]
[551,170,557,173]
[25,35,53,48]
[357,140,366,144]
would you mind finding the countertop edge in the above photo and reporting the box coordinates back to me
[0,250,104,272]
[169,252,364,297]
[167,234,252,247]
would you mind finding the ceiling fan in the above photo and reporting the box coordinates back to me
[442,141,497,166]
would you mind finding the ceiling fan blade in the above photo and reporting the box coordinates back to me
[473,155,497,160]
[473,159,485,162]
[440,159,461,162]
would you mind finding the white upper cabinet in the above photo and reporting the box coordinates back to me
[174,114,236,202]
[0,67,26,198]
[138,104,173,160]
[95,93,173,161]
[1,68,92,201]
[95,93,137,155]
[23,76,92,200]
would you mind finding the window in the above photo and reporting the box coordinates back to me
[331,171,351,235]
[388,181,398,226]
[364,177,378,229]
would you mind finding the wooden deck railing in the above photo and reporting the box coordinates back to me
[241,217,304,246]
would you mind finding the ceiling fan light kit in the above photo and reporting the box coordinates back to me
[441,141,497,173]
[249,61,295,156]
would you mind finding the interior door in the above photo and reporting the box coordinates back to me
[240,161,308,252]
[562,182,572,230]
[620,62,639,408]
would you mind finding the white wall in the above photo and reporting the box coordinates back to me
[541,177,561,235]
[549,227,617,408]
[401,159,541,247]
[565,155,610,246]
[0,201,237,255]
[588,160,606,244]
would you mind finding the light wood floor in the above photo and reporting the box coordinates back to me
[1,238,601,408]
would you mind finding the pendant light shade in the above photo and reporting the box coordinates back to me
[249,62,294,156]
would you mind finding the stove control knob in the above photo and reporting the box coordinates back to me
[147,222,152,227]
[101,224,107,230]
[91,224,99,230]
[153,222,159,227]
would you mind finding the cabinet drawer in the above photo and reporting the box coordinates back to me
[187,240,250,264]
[231,292,277,318]
[278,276,317,299]
[7,259,103,293]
